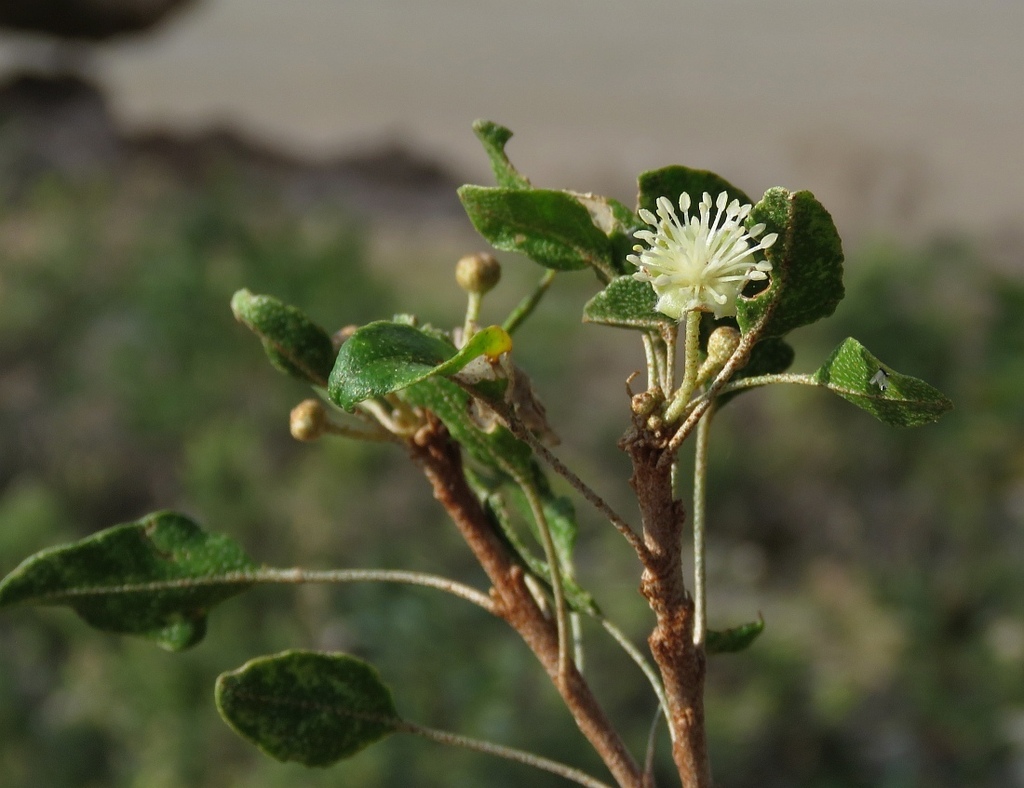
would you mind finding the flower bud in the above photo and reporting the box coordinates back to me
[455,253,501,295]
[706,326,741,367]
[290,399,328,441]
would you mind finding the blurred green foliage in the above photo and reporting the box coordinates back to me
[1,169,1023,788]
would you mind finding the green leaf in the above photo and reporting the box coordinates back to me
[583,275,676,332]
[328,322,511,409]
[706,616,764,655]
[637,165,752,216]
[813,338,953,427]
[404,379,597,614]
[0,511,257,651]
[572,192,639,276]
[735,188,845,338]
[475,484,598,615]
[216,650,399,767]
[472,119,531,190]
[458,186,617,278]
[231,289,336,386]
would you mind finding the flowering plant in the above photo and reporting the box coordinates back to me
[0,121,951,787]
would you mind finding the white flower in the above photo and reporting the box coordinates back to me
[627,191,777,319]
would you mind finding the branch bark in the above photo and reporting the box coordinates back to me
[408,416,644,788]
[621,420,710,788]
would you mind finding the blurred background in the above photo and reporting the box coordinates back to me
[0,2,1022,786]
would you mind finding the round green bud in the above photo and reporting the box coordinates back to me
[455,253,501,295]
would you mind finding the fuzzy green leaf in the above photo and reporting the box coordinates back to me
[813,338,952,427]
[582,275,676,332]
[0,512,257,650]
[706,616,765,655]
[472,119,531,190]
[328,322,511,409]
[735,188,845,338]
[216,650,398,767]
[404,379,597,614]
[637,166,752,216]
[231,289,336,386]
[458,186,617,278]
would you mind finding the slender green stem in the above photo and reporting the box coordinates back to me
[509,422,648,560]
[719,372,816,394]
[664,311,702,424]
[597,616,671,725]
[662,324,678,394]
[642,706,663,788]
[659,312,769,466]
[571,612,586,673]
[515,475,572,679]
[395,717,615,788]
[642,333,663,394]
[463,291,482,339]
[692,406,715,647]
[503,269,557,335]
[72,567,498,613]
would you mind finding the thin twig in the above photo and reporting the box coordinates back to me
[396,717,616,788]
[692,406,715,647]
[597,616,671,725]
[253,568,496,612]
[643,706,663,788]
[36,568,497,614]
[513,472,573,679]
[662,325,678,395]
[718,372,816,394]
[510,422,649,561]
[571,611,586,673]
[503,269,557,335]
[642,333,662,394]
[659,314,767,466]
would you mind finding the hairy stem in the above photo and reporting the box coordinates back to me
[253,568,496,612]
[409,418,644,788]
[692,407,715,647]
[396,717,615,788]
[664,310,702,424]
[621,421,710,788]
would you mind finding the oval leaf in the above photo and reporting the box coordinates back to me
[582,275,676,332]
[328,322,511,409]
[706,616,765,655]
[637,165,752,216]
[458,186,616,278]
[472,119,531,190]
[735,188,845,338]
[216,650,399,767]
[231,289,336,386]
[813,337,953,427]
[0,511,257,650]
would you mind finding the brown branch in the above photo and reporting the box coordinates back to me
[620,419,710,788]
[407,416,644,788]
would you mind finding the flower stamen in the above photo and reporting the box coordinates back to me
[627,191,777,319]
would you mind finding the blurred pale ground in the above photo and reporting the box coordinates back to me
[2,0,1023,242]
